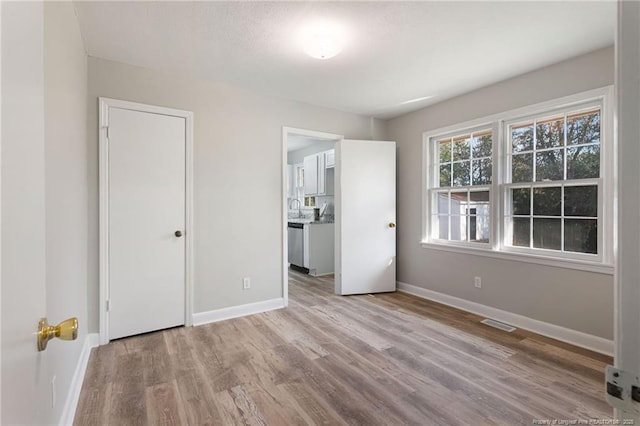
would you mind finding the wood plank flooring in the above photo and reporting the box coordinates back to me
[74,271,613,425]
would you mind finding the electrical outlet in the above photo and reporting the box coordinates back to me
[243,277,251,289]
[50,375,56,408]
[474,276,482,288]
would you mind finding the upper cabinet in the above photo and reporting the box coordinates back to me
[303,154,319,195]
[325,150,335,168]
[304,149,334,196]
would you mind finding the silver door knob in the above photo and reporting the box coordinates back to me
[175,230,183,237]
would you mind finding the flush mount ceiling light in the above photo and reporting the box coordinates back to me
[300,22,345,60]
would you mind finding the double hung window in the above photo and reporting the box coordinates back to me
[505,106,601,257]
[430,129,493,244]
[423,88,612,270]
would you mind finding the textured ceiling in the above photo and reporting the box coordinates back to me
[73,1,615,119]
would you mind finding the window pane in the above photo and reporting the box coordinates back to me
[469,191,490,216]
[439,164,451,187]
[536,149,564,181]
[567,110,600,146]
[512,217,530,247]
[436,192,449,214]
[471,158,492,185]
[564,185,597,217]
[450,215,467,241]
[439,139,452,162]
[450,191,468,215]
[533,218,561,250]
[469,215,490,243]
[512,123,533,153]
[564,219,597,254]
[452,136,470,161]
[436,215,448,239]
[452,162,470,186]
[566,145,600,179]
[511,188,531,215]
[536,117,564,149]
[472,133,492,158]
[533,187,561,216]
[512,153,533,182]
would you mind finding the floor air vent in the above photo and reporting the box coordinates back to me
[481,318,517,332]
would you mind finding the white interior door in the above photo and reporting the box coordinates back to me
[107,106,186,340]
[335,139,396,295]
[2,3,51,422]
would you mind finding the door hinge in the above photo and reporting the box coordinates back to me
[106,300,110,312]
[605,365,640,415]
[104,126,110,139]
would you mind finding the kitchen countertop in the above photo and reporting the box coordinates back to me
[288,217,334,225]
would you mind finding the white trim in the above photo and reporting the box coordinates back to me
[615,0,640,394]
[192,298,285,326]
[420,242,614,275]
[397,281,613,356]
[281,126,342,305]
[99,98,194,345]
[59,333,99,426]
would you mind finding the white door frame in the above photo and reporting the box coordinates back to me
[99,97,194,344]
[281,127,342,305]
[614,1,640,421]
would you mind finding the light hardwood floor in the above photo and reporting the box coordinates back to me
[74,271,612,425]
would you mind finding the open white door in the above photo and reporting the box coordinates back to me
[335,139,396,295]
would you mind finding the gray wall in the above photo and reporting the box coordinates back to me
[87,57,383,331]
[44,2,89,421]
[385,46,614,339]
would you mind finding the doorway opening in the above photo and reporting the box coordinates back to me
[282,127,342,305]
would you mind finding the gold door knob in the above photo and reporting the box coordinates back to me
[37,317,78,351]
[389,222,396,228]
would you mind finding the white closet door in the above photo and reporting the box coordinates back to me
[108,106,186,340]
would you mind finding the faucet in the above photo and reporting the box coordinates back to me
[289,199,302,217]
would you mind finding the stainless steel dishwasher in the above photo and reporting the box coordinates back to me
[287,222,305,269]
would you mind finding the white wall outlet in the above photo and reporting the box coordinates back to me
[243,277,251,289]
[50,375,56,408]
[474,276,482,288]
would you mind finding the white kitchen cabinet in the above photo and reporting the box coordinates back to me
[307,223,334,276]
[317,152,326,194]
[303,154,318,195]
[304,152,330,196]
[325,149,335,168]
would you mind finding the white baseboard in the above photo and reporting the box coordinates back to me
[59,333,99,426]
[192,298,285,326]
[397,282,613,356]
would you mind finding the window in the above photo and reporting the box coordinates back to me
[505,107,601,256]
[423,87,613,270]
[429,129,493,244]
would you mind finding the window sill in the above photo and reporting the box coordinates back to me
[420,241,614,275]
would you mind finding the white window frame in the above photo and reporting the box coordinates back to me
[422,86,614,275]
[424,124,497,248]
